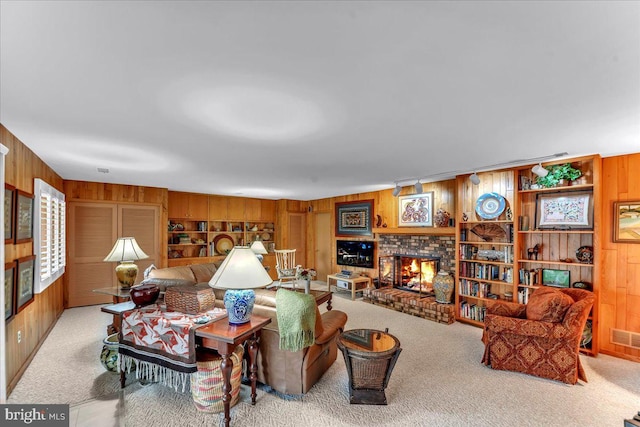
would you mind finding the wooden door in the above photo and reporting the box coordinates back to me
[314,212,332,281]
[67,202,117,307]
[119,205,160,284]
[67,202,161,307]
[288,212,306,268]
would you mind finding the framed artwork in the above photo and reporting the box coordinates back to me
[535,191,593,230]
[15,190,34,244]
[5,261,16,322]
[542,269,570,288]
[16,255,35,313]
[4,184,15,243]
[398,192,434,227]
[613,201,640,243]
[335,200,373,236]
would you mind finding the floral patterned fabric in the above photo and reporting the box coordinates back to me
[526,287,574,322]
[482,288,595,384]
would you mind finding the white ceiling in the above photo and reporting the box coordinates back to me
[1,1,638,200]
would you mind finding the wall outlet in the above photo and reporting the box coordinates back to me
[17,330,21,343]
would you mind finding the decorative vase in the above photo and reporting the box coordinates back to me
[304,279,311,294]
[433,270,454,304]
[100,333,120,373]
[130,284,160,307]
[223,289,256,325]
[434,209,451,227]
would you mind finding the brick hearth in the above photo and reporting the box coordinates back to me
[363,287,455,325]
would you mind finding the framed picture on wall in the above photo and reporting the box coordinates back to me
[613,201,640,243]
[398,192,434,227]
[4,261,16,322]
[535,191,593,230]
[15,190,34,244]
[16,255,36,313]
[4,184,15,243]
[335,200,373,236]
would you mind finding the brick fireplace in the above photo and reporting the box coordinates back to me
[377,234,455,275]
[379,254,440,294]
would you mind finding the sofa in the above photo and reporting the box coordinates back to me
[141,262,348,395]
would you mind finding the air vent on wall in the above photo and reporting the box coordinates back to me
[610,328,640,349]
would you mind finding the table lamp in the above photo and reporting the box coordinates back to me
[103,237,149,289]
[250,240,268,263]
[209,246,273,324]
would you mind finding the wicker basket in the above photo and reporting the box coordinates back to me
[191,345,244,413]
[165,284,215,314]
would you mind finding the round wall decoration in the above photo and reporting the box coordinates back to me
[214,234,234,255]
[475,192,506,220]
[576,246,594,264]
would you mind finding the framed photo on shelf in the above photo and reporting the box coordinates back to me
[4,261,16,322]
[4,184,15,243]
[398,192,434,227]
[535,191,593,230]
[15,190,34,244]
[613,201,640,243]
[335,200,373,236]
[16,255,36,313]
[542,269,570,288]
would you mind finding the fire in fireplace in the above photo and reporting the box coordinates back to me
[379,254,440,295]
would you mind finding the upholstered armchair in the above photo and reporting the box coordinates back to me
[482,287,595,384]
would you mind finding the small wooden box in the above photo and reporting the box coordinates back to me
[165,284,215,314]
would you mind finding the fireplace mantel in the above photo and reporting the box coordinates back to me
[372,227,455,236]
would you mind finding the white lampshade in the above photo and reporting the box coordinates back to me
[209,247,273,290]
[104,237,149,262]
[250,240,268,255]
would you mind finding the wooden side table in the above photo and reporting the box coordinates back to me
[100,301,135,335]
[195,315,271,427]
[327,274,371,300]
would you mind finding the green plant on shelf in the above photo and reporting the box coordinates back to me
[536,163,582,188]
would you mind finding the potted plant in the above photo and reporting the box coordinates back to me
[536,163,582,188]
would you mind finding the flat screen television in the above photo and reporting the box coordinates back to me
[337,240,375,269]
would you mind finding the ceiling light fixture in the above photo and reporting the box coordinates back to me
[392,184,402,197]
[531,163,549,177]
[469,173,481,185]
[414,181,423,194]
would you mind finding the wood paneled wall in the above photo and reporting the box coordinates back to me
[2,125,65,395]
[600,154,640,362]
[307,180,456,278]
[63,180,169,269]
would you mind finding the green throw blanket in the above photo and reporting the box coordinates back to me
[276,289,316,352]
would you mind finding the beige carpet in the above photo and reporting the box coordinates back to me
[8,282,640,427]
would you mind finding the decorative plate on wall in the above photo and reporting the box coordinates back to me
[475,193,506,220]
[214,234,234,255]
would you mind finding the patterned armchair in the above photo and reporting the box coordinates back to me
[481,287,595,384]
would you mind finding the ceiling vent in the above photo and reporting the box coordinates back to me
[610,328,640,349]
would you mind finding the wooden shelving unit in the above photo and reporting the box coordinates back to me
[513,155,601,356]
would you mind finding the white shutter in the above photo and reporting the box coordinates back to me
[39,192,52,282]
[34,179,66,293]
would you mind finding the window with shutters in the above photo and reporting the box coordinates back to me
[34,178,66,293]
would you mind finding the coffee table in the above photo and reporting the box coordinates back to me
[337,328,402,405]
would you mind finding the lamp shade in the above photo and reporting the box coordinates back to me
[104,237,149,262]
[209,246,273,324]
[250,240,268,255]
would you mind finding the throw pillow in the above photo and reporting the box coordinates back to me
[526,287,574,323]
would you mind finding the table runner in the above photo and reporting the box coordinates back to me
[118,304,226,392]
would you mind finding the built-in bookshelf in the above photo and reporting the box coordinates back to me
[455,170,516,326]
[513,155,601,356]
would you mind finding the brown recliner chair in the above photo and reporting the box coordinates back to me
[482,287,595,384]
[214,288,348,395]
